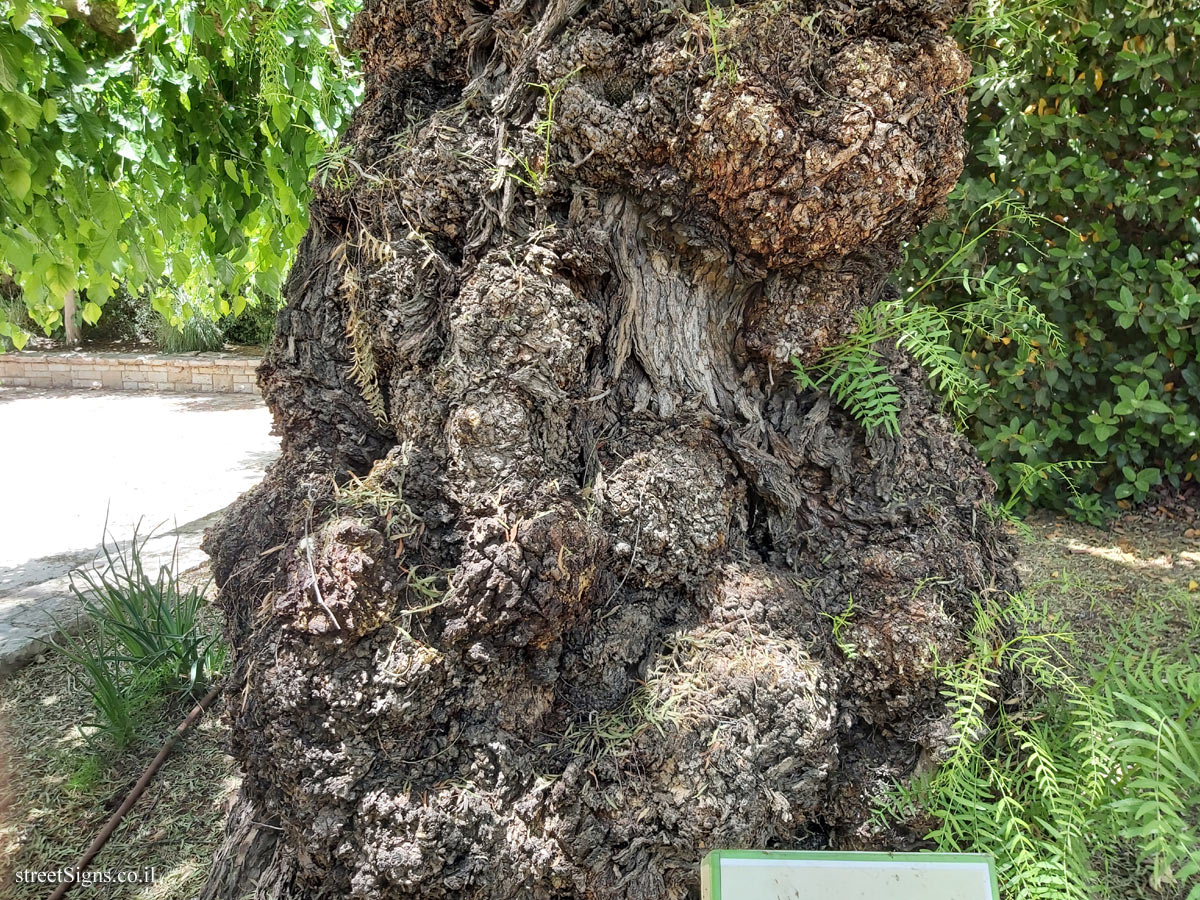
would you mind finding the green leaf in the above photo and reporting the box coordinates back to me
[1,157,32,201]
[45,264,77,300]
[2,91,41,128]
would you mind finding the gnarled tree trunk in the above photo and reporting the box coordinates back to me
[202,1,1013,897]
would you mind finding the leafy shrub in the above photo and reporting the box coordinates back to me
[878,591,1200,900]
[221,295,280,346]
[53,523,224,751]
[153,310,226,353]
[0,290,33,350]
[79,286,147,344]
[899,0,1200,512]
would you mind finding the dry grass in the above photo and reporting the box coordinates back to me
[0,571,236,900]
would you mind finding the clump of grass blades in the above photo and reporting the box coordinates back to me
[875,592,1200,900]
[52,522,224,752]
[153,313,225,353]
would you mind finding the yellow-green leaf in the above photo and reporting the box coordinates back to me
[45,263,77,300]
[1,158,31,201]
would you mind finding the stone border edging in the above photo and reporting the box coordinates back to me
[0,349,261,394]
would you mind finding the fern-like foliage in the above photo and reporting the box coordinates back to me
[794,197,1063,435]
[255,4,301,108]
[793,344,902,436]
[1106,653,1200,894]
[255,2,350,116]
[343,272,389,426]
[876,592,1200,900]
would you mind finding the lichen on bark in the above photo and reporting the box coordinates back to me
[200,2,1015,898]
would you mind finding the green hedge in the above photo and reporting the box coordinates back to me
[902,0,1200,518]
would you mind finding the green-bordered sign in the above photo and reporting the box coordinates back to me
[702,850,999,899]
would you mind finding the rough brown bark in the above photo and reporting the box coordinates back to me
[201,2,1014,898]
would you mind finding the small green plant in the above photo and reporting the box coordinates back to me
[0,292,34,350]
[53,626,150,751]
[52,522,225,751]
[221,294,279,346]
[983,459,1098,528]
[502,68,582,193]
[335,455,418,543]
[399,565,450,611]
[504,152,549,194]
[704,0,738,83]
[556,683,683,766]
[315,142,358,192]
[63,753,107,793]
[794,197,1062,437]
[821,595,859,659]
[334,450,450,612]
[154,309,226,353]
[68,523,219,690]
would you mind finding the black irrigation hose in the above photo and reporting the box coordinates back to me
[46,684,222,900]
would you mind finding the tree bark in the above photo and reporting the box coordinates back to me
[202,1,1013,897]
[58,0,135,50]
[63,289,81,347]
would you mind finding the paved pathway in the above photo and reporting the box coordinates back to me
[0,388,278,675]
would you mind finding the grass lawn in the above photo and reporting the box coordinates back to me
[0,514,1196,899]
[1018,509,1200,666]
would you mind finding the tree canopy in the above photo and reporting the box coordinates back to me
[0,0,360,347]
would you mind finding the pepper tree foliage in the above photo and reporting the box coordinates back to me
[0,0,361,347]
[900,0,1200,517]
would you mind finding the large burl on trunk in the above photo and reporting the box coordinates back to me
[202,2,1014,897]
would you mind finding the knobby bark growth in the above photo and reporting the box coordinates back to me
[202,1,1015,897]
